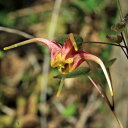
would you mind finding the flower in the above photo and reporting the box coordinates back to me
[4,33,113,97]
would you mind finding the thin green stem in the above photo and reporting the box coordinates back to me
[84,41,128,59]
[56,77,64,97]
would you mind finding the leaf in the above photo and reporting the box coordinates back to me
[61,104,77,118]
[55,34,68,45]
[54,67,90,79]
[0,50,5,59]
[72,0,102,13]
[55,34,84,48]
[105,58,117,68]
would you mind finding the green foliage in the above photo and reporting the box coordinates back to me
[23,13,38,25]
[0,50,5,59]
[105,58,117,68]
[55,34,68,45]
[55,34,84,49]
[61,103,77,117]
[73,0,102,12]
[0,12,15,26]
[100,45,112,62]
[61,9,76,23]
[54,67,90,79]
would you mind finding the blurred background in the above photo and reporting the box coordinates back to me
[0,0,128,128]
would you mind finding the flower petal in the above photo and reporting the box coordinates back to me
[72,51,113,97]
[61,36,76,59]
[71,51,85,70]
[37,38,62,60]
[84,53,113,97]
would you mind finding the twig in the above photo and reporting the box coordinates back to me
[112,111,124,128]
[75,89,101,128]
[0,26,34,39]
[48,0,62,39]
[121,32,128,56]
[84,41,128,59]
[84,41,126,48]
[120,46,128,59]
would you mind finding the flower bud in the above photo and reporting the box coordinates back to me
[106,34,122,44]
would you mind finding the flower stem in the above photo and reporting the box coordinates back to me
[56,77,64,97]
[112,110,124,128]
[84,41,128,59]
[88,76,124,128]
[84,41,126,48]
[121,32,128,58]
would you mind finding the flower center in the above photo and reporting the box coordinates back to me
[51,53,74,74]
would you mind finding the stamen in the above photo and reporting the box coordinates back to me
[69,33,78,51]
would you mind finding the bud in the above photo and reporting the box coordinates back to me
[122,13,128,22]
[111,21,127,32]
[106,34,122,44]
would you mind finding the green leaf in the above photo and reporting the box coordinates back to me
[54,67,90,79]
[72,0,102,13]
[0,50,5,59]
[61,104,77,118]
[55,34,84,47]
[55,34,68,45]
[105,58,117,68]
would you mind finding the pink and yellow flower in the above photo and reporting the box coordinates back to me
[4,33,113,97]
